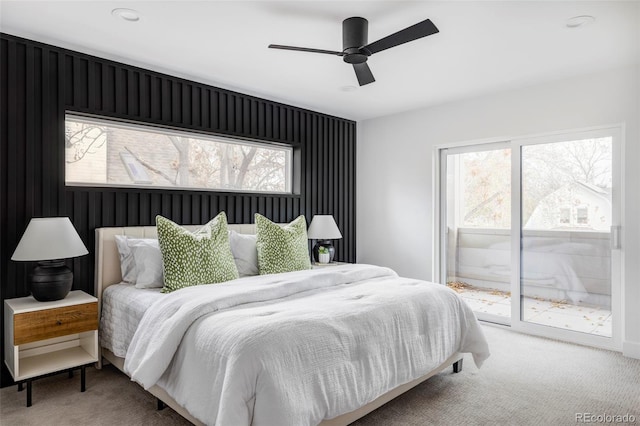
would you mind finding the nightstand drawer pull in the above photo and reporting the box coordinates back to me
[13,302,98,345]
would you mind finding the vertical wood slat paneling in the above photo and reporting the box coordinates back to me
[39,48,54,219]
[64,54,73,106]
[0,38,7,304]
[211,91,219,131]
[150,75,161,120]
[24,45,37,221]
[140,73,150,119]
[201,87,210,129]
[5,39,25,298]
[172,80,182,124]
[1,33,357,386]
[115,67,127,115]
[160,77,173,123]
[192,86,200,128]
[182,83,191,126]
[103,64,115,113]
[128,70,139,118]
[88,59,98,111]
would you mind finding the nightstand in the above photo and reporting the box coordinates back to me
[4,290,99,406]
[312,261,349,268]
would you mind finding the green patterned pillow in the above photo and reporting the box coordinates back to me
[255,213,311,275]
[156,213,239,293]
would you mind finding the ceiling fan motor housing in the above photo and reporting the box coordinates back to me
[343,17,369,64]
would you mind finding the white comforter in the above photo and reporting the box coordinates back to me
[124,264,490,426]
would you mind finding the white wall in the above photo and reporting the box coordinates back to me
[357,64,640,357]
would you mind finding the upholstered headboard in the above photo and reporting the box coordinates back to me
[94,224,258,299]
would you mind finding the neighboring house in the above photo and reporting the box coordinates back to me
[526,181,612,231]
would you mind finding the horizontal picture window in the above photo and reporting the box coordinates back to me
[65,114,293,194]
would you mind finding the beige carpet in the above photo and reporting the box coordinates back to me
[2,324,639,425]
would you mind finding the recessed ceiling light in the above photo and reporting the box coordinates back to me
[112,8,140,22]
[340,85,357,92]
[566,15,595,28]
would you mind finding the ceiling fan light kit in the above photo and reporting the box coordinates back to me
[269,16,439,86]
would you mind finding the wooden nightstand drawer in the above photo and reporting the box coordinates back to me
[14,302,98,345]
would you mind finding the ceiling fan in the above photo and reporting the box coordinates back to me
[268,17,439,86]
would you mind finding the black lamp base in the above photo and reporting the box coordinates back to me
[29,260,73,302]
[312,240,335,264]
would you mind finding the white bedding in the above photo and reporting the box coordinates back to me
[100,283,164,357]
[122,264,489,426]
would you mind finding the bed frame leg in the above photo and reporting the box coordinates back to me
[157,398,167,410]
[453,359,463,373]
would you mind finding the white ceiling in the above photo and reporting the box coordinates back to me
[1,1,638,121]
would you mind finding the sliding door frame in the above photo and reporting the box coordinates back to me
[433,124,624,351]
[436,141,511,325]
[510,126,623,351]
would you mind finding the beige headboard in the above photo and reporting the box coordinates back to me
[94,224,258,300]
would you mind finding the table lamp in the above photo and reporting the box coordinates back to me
[307,215,342,263]
[11,217,89,301]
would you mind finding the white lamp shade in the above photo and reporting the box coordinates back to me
[11,217,89,261]
[307,215,342,240]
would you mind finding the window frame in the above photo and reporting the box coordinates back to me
[64,112,300,196]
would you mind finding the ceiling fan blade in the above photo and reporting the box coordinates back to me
[268,44,344,56]
[362,19,439,55]
[353,63,375,86]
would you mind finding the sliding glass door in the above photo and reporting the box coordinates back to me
[438,126,621,348]
[440,143,512,325]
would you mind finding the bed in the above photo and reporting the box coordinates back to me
[95,223,489,426]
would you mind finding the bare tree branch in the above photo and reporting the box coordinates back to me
[168,136,190,186]
[124,146,177,185]
[65,126,107,163]
[235,147,257,188]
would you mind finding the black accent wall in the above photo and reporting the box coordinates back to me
[0,34,356,386]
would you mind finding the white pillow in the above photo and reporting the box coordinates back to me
[131,243,164,288]
[114,235,136,283]
[114,236,164,288]
[228,230,259,277]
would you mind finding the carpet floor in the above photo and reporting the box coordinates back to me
[1,324,639,425]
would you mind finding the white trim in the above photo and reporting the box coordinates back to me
[510,138,521,327]
[434,123,624,152]
[440,141,510,156]
[622,340,640,359]
[432,146,442,283]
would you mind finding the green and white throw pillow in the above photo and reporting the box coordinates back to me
[156,213,239,293]
[255,213,311,275]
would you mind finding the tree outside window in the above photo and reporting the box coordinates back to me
[65,115,292,193]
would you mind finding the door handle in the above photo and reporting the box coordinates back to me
[611,226,621,250]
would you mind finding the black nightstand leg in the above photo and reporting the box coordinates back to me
[18,382,23,392]
[453,358,463,373]
[81,365,86,392]
[157,398,167,410]
[26,381,32,407]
